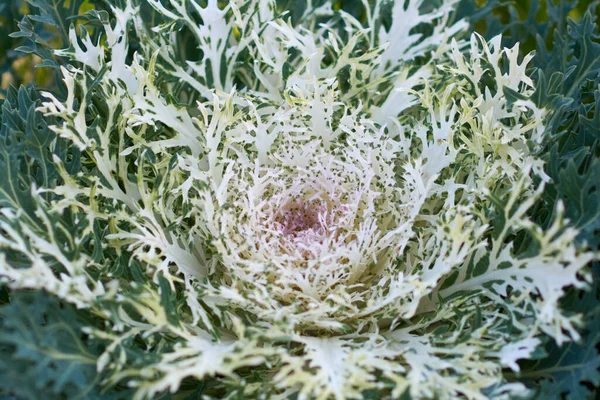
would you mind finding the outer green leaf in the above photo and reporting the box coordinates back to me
[0,290,130,400]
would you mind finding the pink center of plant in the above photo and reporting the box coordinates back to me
[274,199,335,248]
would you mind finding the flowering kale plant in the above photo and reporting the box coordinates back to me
[0,0,599,399]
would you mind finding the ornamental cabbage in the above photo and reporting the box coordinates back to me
[0,0,597,399]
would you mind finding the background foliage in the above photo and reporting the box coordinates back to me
[0,0,598,398]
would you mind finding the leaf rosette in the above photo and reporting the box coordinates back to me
[0,0,597,399]
[197,92,431,330]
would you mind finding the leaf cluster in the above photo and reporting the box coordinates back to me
[458,0,600,398]
[0,0,598,399]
